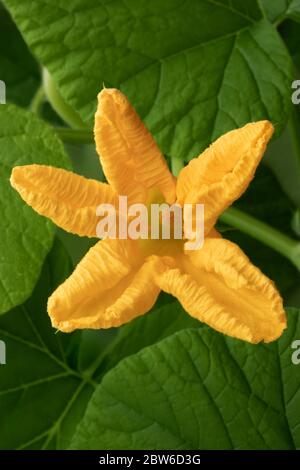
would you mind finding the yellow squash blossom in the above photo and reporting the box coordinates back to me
[10,89,286,343]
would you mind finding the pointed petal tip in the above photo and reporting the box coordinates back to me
[98,87,120,97]
[244,120,274,141]
[48,295,73,333]
[47,275,80,334]
[97,88,126,108]
[10,165,29,191]
[10,164,41,188]
[210,307,286,345]
[47,293,57,320]
[232,299,287,344]
[11,164,24,178]
[95,88,129,126]
[261,313,287,344]
[10,166,19,188]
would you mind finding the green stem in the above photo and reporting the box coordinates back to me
[54,127,94,144]
[43,68,87,129]
[220,207,300,271]
[30,85,45,114]
[171,156,184,176]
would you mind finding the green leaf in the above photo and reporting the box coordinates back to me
[71,308,300,450]
[0,4,39,106]
[262,0,290,22]
[0,238,95,450]
[280,19,300,71]
[288,0,300,21]
[0,103,70,314]
[262,0,300,24]
[3,0,293,159]
[92,295,201,381]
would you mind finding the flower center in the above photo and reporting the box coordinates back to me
[139,187,184,257]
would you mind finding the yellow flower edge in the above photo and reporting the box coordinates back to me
[10,88,286,343]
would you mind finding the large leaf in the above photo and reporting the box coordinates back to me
[0,4,39,106]
[71,308,300,450]
[262,0,300,24]
[0,104,70,314]
[0,239,94,450]
[3,0,293,159]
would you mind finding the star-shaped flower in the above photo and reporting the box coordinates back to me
[11,89,286,343]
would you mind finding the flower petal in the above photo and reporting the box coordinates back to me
[48,238,162,332]
[10,165,117,237]
[155,238,286,343]
[95,88,176,204]
[177,121,274,234]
